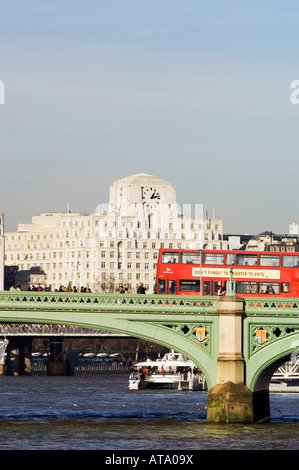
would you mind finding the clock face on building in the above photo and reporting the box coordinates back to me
[141,186,161,208]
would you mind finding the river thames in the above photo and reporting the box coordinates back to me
[0,374,297,451]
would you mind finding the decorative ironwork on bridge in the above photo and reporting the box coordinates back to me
[0,323,127,337]
[0,291,218,314]
[244,298,299,359]
[245,297,299,316]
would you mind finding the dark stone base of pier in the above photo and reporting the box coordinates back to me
[46,337,74,376]
[6,338,32,376]
[252,389,270,423]
[47,360,74,376]
[206,381,254,424]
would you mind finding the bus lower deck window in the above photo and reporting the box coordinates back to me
[169,280,176,294]
[259,282,279,294]
[236,281,257,293]
[179,280,201,292]
[158,279,166,293]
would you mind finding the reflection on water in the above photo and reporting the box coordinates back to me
[0,375,298,450]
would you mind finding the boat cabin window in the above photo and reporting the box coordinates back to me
[179,279,201,292]
[282,255,299,267]
[161,252,179,264]
[259,282,279,294]
[236,254,257,266]
[259,255,280,267]
[181,252,201,264]
[202,253,224,265]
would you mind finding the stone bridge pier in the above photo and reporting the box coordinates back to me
[6,337,33,376]
[3,337,72,377]
[207,296,267,424]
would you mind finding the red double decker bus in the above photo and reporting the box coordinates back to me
[155,248,299,297]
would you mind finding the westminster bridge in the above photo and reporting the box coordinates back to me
[0,290,298,424]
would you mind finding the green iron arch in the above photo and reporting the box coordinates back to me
[67,313,218,390]
[246,332,299,391]
[0,303,218,389]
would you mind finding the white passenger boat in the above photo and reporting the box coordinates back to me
[128,351,206,391]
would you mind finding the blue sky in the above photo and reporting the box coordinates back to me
[1,1,299,234]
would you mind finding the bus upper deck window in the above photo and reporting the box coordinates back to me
[226,253,235,265]
[282,255,299,267]
[260,255,280,267]
[236,254,257,266]
[202,253,224,265]
[161,252,179,264]
[181,252,201,264]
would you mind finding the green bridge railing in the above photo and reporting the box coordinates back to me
[244,297,299,316]
[1,291,299,317]
[0,291,217,314]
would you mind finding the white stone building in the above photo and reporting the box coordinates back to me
[4,174,228,293]
[289,221,299,235]
[0,212,4,290]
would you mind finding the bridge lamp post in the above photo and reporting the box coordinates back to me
[198,249,203,295]
[226,267,236,296]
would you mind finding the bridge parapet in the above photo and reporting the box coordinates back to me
[0,291,218,314]
[245,297,299,316]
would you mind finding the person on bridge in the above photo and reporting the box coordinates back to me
[137,282,147,294]
[217,286,225,296]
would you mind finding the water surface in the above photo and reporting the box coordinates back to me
[0,375,298,450]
